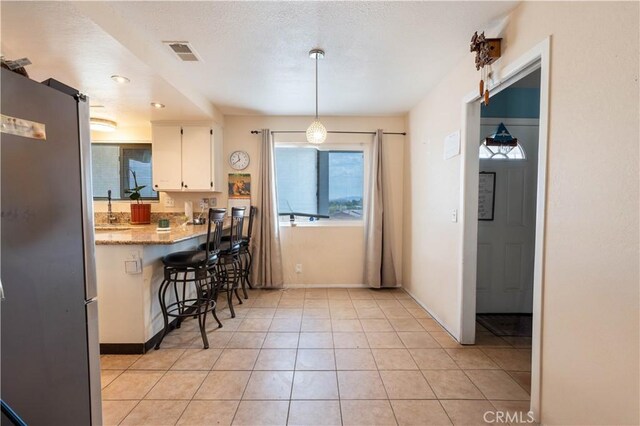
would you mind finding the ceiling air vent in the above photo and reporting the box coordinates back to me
[163,41,200,62]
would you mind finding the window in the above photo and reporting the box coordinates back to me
[479,142,526,160]
[91,143,158,200]
[275,146,364,221]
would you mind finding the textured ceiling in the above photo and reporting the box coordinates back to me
[1,1,518,125]
[0,2,212,127]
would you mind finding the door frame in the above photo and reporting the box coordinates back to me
[458,37,551,420]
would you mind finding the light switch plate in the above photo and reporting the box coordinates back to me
[164,195,175,208]
[451,209,458,223]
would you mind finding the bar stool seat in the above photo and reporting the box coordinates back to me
[162,250,216,268]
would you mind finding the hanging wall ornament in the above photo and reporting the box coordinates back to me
[470,32,502,106]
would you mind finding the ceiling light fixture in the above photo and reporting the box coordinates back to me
[306,48,326,145]
[150,102,165,109]
[110,75,130,84]
[90,117,118,132]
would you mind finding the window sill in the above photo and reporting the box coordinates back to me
[279,221,364,228]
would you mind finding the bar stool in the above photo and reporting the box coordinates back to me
[209,207,245,318]
[218,206,256,299]
[239,206,257,298]
[155,208,226,350]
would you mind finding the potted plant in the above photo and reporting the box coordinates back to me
[125,170,151,224]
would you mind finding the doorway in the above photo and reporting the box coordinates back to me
[459,37,550,419]
[476,70,541,339]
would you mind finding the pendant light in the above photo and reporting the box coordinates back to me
[306,48,327,144]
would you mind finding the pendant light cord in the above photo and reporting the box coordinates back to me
[315,54,319,120]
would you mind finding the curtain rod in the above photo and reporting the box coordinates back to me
[250,130,406,136]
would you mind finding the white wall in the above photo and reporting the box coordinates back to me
[224,115,405,286]
[404,2,639,424]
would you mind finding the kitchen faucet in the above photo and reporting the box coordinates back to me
[107,189,117,224]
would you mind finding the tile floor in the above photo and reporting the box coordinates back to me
[101,288,533,425]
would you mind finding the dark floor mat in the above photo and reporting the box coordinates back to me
[476,314,532,337]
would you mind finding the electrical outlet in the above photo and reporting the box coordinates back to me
[209,197,217,207]
[295,264,303,274]
[200,198,209,209]
[164,195,175,207]
[451,209,458,223]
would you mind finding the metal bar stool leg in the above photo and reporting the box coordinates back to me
[245,248,254,289]
[240,249,249,299]
[155,278,172,350]
[233,256,243,305]
[221,261,236,318]
[195,273,210,349]
[209,266,223,328]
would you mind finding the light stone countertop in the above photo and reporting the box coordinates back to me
[94,224,210,245]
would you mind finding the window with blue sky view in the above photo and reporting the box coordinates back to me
[276,147,364,220]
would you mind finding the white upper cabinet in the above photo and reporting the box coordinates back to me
[152,123,224,192]
[152,125,182,191]
[181,126,212,191]
[211,126,224,192]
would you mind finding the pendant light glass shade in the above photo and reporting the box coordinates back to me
[306,119,327,144]
[307,48,326,144]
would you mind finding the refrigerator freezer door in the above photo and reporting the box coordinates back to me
[78,94,98,301]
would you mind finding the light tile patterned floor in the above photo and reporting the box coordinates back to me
[101,288,532,425]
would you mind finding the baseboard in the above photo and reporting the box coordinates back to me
[100,318,180,355]
[100,343,146,355]
[402,287,466,345]
[283,283,370,289]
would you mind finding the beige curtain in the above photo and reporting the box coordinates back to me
[251,129,284,288]
[364,129,397,288]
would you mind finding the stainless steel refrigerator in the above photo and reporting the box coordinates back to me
[1,68,102,425]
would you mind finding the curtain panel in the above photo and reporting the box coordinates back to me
[251,129,284,288]
[364,129,397,288]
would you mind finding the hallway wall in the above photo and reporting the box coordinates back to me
[403,2,639,424]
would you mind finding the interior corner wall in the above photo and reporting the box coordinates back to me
[223,115,406,286]
[403,2,639,424]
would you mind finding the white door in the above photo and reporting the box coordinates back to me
[181,126,212,191]
[152,125,182,191]
[476,118,539,313]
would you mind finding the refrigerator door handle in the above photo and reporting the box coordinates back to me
[0,279,5,301]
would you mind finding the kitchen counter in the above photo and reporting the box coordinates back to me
[94,224,210,245]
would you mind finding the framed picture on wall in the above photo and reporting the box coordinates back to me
[228,173,251,199]
[478,172,496,221]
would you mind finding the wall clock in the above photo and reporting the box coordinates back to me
[229,150,250,170]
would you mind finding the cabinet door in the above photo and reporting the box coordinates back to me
[211,126,224,192]
[181,126,212,191]
[152,125,182,191]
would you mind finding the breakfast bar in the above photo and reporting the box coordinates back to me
[95,224,210,353]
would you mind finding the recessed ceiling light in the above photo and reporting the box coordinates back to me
[90,117,117,132]
[150,102,165,109]
[110,75,130,84]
